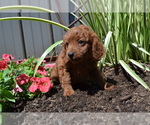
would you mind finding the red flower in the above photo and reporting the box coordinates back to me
[37,66,47,75]
[29,81,38,93]
[0,60,8,70]
[12,85,23,93]
[44,64,55,68]
[20,59,27,64]
[30,77,39,82]
[39,77,53,92]
[16,74,29,85]
[29,77,53,93]
[2,54,14,61]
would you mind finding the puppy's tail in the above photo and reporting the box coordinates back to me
[104,82,115,90]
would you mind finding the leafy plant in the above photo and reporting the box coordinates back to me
[0,5,69,30]
[0,54,54,112]
[0,6,69,112]
[70,0,150,90]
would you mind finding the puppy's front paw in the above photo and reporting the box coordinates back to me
[63,89,75,96]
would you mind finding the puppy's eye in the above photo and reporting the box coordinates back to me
[78,40,85,45]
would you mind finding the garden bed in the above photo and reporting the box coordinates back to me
[6,64,150,112]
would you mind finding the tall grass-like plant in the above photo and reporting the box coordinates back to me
[70,0,150,90]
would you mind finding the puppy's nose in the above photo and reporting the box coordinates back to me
[68,52,74,59]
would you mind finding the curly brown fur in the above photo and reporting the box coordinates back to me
[50,25,114,96]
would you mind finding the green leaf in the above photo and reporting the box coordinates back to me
[0,114,2,124]
[0,72,3,82]
[3,77,11,83]
[0,17,69,31]
[119,60,150,91]
[33,40,63,77]
[2,90,15,102]
[2,68,12,82]
[0,104,2,112]
[2,68,11,77]
[100,31,112,70]
[101,31,112,61]
[129,59,150,72]
[132,43,150,56]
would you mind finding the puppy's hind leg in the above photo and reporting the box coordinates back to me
[89,68,114,90]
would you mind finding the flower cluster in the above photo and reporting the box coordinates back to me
[0,54,54,111]
[0,54,14,70]
[29,77,53,93]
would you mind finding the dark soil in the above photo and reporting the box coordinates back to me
[6,65,150,112]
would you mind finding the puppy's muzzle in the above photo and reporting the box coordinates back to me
[68,52,74,59]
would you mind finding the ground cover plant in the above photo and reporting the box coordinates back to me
[0,5,68,112]
[0,54,54,112]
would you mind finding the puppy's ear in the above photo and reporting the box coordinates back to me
[92,34,105,61]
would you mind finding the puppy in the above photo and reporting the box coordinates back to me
[50,25,114,96]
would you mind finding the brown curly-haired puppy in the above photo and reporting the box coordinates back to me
[50,25,114,96]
